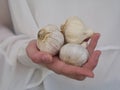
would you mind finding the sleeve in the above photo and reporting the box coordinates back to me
[0,34,53,89]
[17,37,45,68]
[0,25,36,67]
[0,0,52,87]
[7,0,48,68]
[0,25,14,43]
[8,0,39,36]
[0,33,40,68]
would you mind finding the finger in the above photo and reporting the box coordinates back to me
[33,52,53,64]
[45,57,94,77]
[69,74,86,81]
[27,40,53,64]
[45,57,94,81]
[59,62,94,78]
[83,50,101,71]
[27,40,42,56]
[87,33,100,55]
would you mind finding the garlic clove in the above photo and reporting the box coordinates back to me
[61,16,94,44]
[37,24,64,55]
[59,43,89,66]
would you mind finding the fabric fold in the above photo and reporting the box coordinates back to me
[0,35,52,90]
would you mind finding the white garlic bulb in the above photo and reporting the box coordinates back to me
[59,43,89,66]
[37,24,64,55]
[61,16,94,44]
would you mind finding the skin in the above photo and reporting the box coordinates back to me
[26,33,101,80]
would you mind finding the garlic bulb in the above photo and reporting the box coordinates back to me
[61,16,94,44]
[59,43,89,66]
[37,24,64,55]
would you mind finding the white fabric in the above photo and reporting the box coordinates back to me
[0,0,52,90]
[0,34,52,90]
[0,0,120,90]
[0,25,14,43]
[8,0,39,36]
[0,0,12,28]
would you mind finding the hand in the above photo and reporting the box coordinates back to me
[45,33,101,80]
[26,40,53,64]
[26,33,101,80]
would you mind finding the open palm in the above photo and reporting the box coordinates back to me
[26,33,101,80]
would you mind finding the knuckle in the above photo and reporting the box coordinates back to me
[89,61,97,69]
[31,54,41,64]
[91,61,97,67]
[56,65,66,75]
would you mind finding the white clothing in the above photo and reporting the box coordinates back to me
[0,0,120,90]
[0,27,52,90]
[0,0,12,28]
[0,0,52,90]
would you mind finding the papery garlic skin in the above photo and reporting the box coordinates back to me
[59,43,89,66]
[81,41,88,48]
[37,24,64,55]
[61,16,94,44]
